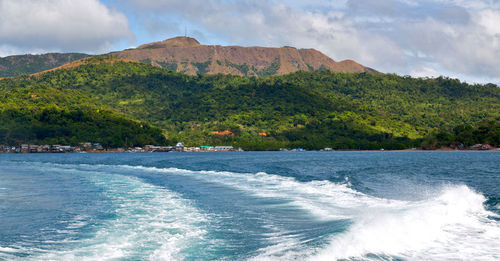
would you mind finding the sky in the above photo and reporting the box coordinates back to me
[0,0,499,84]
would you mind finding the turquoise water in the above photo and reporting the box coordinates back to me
[0,151,499,260]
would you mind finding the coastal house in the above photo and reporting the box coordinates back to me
[29,145,39,153]
[215,146,234,152]
[81,142,92,148]
[145,145,161,152]
[200,146,213,151]
[21,144,29,153]
[143,145,172,152]
[1,146,14,153]
[184,147,201,152]
[176,142,184,152]
[133,147,144,152]
[470,144,494,150]
[161,146,174,152]
[51,145,63,153]
[42,145,51,153]
[60,146,75,152]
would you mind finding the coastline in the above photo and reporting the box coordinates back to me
[1,147,498,154]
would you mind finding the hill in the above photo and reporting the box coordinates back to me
[0,37,375,78]
[0,53,90,77]
[1,56,498,150]
[112,36,377,76]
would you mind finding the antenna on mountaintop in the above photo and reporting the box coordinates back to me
[184,26,187,37]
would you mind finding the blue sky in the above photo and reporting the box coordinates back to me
[1,0,499,84]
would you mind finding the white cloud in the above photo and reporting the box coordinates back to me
[478,9,500,35]
[121,0,500,82]
[0,0,132,56]
[411,65,441,78]
[121,0,407,70]
[3,0,498,83]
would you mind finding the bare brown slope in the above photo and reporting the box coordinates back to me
[112,36,376,76]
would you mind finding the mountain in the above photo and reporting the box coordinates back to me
[111,36,377,76]
[1,56,498,150]
[0,53,90,77]
[0,37,375,78]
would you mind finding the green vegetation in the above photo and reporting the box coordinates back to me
[157,61,178,72]
[254,61,281,77]
[0,107,167,147]
[192,61,211,74]
[0,56,498,150]
[0,53,89,77]
[423,120,500,149]
[225,60,250,75]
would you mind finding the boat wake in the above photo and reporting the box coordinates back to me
[0,164,210,260]
[2,161,499,260]
[117,165,500,260]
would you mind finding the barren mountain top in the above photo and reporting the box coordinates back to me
[114,37,377,76]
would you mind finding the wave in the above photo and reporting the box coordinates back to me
[0,164,210,260]
[3,161,500,260]
[113,165,500,260]
[309,185,500,260]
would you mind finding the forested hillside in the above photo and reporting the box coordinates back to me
[1,56,498,149]
[0,53,89,77]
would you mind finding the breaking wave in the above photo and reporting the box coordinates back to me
[118,165,500,260]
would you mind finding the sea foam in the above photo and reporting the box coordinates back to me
[115,165,500,260]
[6,162,499,260]
[2,163,210,261]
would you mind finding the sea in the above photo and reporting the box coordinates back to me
[0,151,499,261]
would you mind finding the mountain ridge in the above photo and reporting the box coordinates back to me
[0,53,89,77]
[112,36,377,76]
[1,37,376,77]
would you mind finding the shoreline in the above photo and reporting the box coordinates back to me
[0,147,498,154]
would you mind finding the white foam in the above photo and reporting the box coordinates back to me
[10,162,500,260]
[308,185,500,260]
[0,246,20,253]
[9,164,210,261]
[0,246,24,261]
[112,165,500,261]
[119,166,399,221]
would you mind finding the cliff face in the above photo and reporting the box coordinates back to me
[112,36,376,76]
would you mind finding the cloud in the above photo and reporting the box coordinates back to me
[0,0,132,56]
[142,19,180,37]
[347,0,402,17]
[411,65,441,78]
[121,0,406,69]
[3,0,498,83]
[478,9,500,35]
[118,0,500,82]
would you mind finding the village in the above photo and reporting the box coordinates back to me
[1,142,498,153]
[0,142,242,154]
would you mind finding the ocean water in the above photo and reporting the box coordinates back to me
[0,151,499,261]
